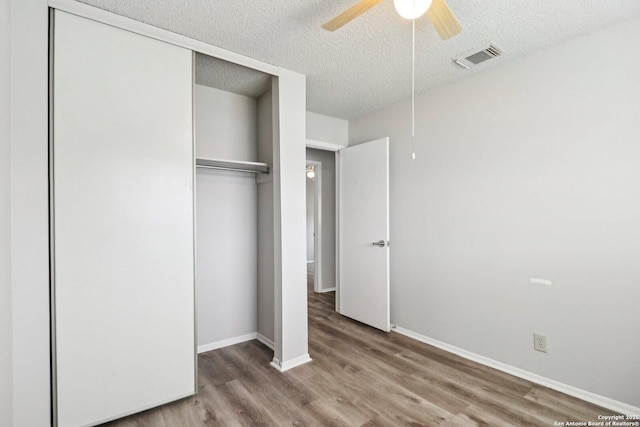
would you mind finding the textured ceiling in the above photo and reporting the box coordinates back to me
[78,0,640,119]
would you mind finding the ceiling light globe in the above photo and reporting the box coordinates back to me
[393,0,432,20]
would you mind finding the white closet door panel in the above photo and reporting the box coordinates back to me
[53,11,195,427]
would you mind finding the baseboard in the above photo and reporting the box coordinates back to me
[197,332,257,354]
[318,287,336,293]
[270,354,313,372]
[256,333,275,350]
[392,326,640,416]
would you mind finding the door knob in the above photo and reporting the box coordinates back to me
[372,240,389,247]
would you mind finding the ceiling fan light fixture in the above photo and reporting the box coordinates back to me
[394,0,432,20]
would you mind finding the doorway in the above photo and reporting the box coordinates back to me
[305,139,390,332]
[306,160,322,292]
[305,148,338,295]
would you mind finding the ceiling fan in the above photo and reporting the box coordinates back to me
[322,0,462,40]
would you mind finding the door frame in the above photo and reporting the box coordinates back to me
[335,151,341,312]
[306,160,323,293]
[305,139,348,300]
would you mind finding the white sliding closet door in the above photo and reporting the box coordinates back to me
[52,11,195,427]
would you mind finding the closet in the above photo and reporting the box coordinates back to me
[49,4,308,426]
[194,53,275,353]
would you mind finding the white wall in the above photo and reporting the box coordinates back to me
[195,84,257,161]
[272,70,310,370]
[306,148,337,291]
[257,88,275,343]
[195,84,258,349]
[10,0,51,425]
[258,74,311,367]
[1,0,13,424]
[306,176,315,262]
[349,17,640,408]
[196,170,258,348]
[306,111,348,146]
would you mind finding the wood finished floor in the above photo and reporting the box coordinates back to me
[104,271,616,426]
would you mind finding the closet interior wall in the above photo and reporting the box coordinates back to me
[257,87,275,344]
[194,53,275,352]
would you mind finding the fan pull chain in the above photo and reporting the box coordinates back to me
[411,12,416,160]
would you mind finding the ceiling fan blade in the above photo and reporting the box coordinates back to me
[322,0,384,31]
[426,0,462,40]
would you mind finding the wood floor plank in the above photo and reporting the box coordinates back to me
[216,379,280,426]
[305,396,377,427]
[453,405,517,427]
[195,383,245,426]
[103,271,619,426]
[524,386,611,422]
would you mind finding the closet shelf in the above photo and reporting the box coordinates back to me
[196,157,269,174]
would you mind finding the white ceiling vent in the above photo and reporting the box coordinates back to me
[455,44,503,69]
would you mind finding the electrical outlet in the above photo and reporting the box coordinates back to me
[533,333,547,353]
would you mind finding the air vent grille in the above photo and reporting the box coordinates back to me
[455,44,503,69]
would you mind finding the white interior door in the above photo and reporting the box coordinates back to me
[338,138,390,332]
[52,10,195,426]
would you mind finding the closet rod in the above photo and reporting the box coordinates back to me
[195,164,267,174]
[195,157,270,175]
